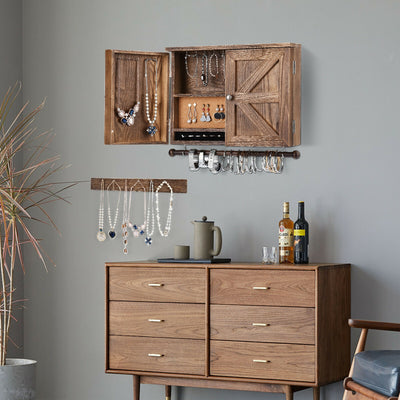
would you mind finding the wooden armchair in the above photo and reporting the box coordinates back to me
[343,319,400,400]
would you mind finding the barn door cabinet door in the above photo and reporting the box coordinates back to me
[104,50,169,145]
[225,47,301,147]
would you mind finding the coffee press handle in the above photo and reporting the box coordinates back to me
[210,226,222,257]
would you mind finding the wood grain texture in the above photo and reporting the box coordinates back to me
[210,340,315,382]
[316,264,351,385]
[210,269,315,307]
[109,267,205,303]
[104,50,169,144]
[210,304,315,344]
[109,301,205,339]
[344,379,392,400]
[109,336,205,375]
[90,178,187,193]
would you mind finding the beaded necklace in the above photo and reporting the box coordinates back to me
[155,180,174,237]
[96,179,106,242]
[144,58,158,136]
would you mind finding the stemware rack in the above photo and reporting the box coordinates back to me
[168,148,301,159]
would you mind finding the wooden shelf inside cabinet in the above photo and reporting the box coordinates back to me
[168,43,301,148]
[104,50,169,145]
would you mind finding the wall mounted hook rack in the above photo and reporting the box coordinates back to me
[90,178,187,193]
[168,148,300,159]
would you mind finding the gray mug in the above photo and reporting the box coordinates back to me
[174,245,190,260]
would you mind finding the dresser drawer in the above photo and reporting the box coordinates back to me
[210,305,315,344]
[210,340,315,382]
[109,267,205,303]
[109,336,205,375]
[109,302,205,339]
[210,269,315,307]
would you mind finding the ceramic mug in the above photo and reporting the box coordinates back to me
[174,245,190,260]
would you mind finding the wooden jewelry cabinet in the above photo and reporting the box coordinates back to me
[106,262,351,400]
[105,43,301,147]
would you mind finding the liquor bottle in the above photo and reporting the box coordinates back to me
[294,201,309,264]
[279,202,294,263]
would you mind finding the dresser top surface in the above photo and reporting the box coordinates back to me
[105,261,350,271]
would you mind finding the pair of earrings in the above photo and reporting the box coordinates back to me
[116,102,140,126]
[200,104,212,122]
[214,105,225,120]
[187,103,197,123]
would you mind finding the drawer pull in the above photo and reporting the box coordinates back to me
[148,319,164,323]
[148,353,164,357]
[252,286,271,290]
[253,359,271,363]
[252,323,270,327]
[148,283,164,287]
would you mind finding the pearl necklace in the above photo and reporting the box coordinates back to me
[106,180,121,239]
[145,180,155,245]
[122,181,129,254]
[144,58,158,136]
[96,179,106,242]
[129,180,146,237]
[155,180,173,237]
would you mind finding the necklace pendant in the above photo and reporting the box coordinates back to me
[145,237,152,246]
[97,229,106,242]
[109,230,116,239]
[146,125,157,136]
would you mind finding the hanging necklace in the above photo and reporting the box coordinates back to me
[145,180,155,245]
[96,179,106,242]
[106,180,121,239]
[129,180,147,237]
[185,52,198,78]
[122,180,129,254]
[155,180,174,237]
[115,57,140,126]
[144,58,158,136]
[209,52,219,78]
[201,53,208,86]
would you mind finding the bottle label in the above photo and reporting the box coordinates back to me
[279,226,294,247]
[280,249,289,256]
[294,229,305,236]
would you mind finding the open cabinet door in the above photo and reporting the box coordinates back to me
[225,47,299,147]
[104,50,169,144]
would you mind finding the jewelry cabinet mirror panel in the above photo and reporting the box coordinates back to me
[104,50,169,144]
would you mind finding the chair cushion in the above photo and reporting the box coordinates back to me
[352,350,400,397]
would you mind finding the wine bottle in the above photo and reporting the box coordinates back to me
[279,202,294,263]
[294,201,309,264]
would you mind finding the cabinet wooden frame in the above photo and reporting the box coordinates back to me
[104,43,301,147]
[105,262,350,400]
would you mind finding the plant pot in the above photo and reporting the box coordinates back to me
[0,358,37,400]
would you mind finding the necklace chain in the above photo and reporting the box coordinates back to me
[106,180,121,239]
[96,179,106,242]
[145,58,158,135]
[185,52,198,79]
[155,180,174,237]
[145,181,155,245]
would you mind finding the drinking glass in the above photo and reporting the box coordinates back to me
[269,247,278,264]
[262,246,269,264]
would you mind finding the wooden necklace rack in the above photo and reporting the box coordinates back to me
[168,148,301,159]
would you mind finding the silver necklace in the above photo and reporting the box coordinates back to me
[185,52,198,79]
[201,53,208,86]
[145,181,155,245]
[209,52,219,77]
[106,180,121,239]
[129,180,146,238]
[122,181,129,254]
[155,180,174,237]
[96,179,106,242]
[144,58,158,136]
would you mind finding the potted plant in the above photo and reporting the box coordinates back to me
[0,83,73,399]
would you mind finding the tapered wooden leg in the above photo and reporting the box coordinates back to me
[165,385,171,400]
[284,386,293,400]
[133,375,140,400]
[313,387,320,400]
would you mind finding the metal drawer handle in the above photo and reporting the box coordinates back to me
[252,323,270,327]
[148,353,164,357]
[148,319,164,323]
[148,283,164,287]
[252,286,271,290]
[253,359,271,363]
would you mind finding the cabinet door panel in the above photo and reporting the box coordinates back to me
[109,267,205,303]
[225,48,294,147]
[210,305,315,344]
[109,302,205,339]
[109,336,205,375]
[210,269,314,307]
[210,340,315,382]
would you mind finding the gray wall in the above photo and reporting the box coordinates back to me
[18,0,400,399]
[0,0,23,359]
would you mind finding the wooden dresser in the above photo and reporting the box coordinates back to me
[106,262,350,400]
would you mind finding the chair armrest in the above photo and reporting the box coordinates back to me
[349,319,400,332]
